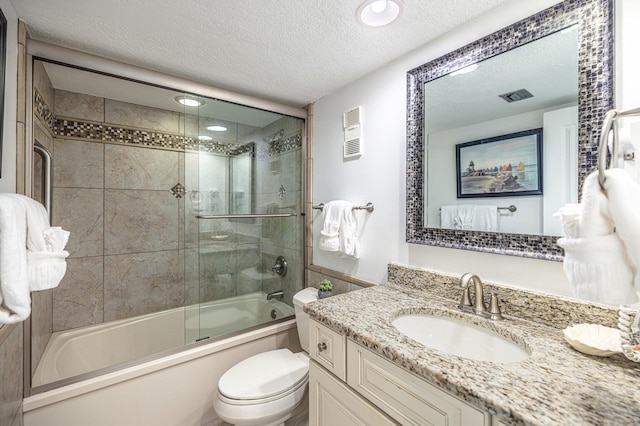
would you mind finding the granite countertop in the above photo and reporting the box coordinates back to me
[305,283,640,426]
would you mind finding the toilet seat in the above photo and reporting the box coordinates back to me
[218,349,309,404]
[214,349,310,426]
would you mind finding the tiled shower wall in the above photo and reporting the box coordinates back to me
[30,73,304,347]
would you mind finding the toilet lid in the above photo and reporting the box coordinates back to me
[218,349,309,400]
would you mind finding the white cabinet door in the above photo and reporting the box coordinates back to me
[309,319,346,380]
[309,361,397,426]
[347,341,490,426]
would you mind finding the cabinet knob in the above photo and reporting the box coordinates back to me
[318,342,327,352]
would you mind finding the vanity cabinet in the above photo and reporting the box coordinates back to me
[309,319,493,426]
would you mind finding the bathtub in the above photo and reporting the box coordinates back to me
[24,294,301,426]
[32,291,294,387]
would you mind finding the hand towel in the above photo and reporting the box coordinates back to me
[318,200,360,259]
[440,205,457,229]
[338,203,360,259]
[471,205,499,232]
[558,234,638,305]
[602,168,640,292]
[578,171,615,238]
[455,204,476,230]
[319,201,348,252]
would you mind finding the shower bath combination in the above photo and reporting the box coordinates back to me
[26,56,306,403]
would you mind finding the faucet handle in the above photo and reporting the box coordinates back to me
[489,292,504,321]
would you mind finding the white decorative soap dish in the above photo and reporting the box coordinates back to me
[563,324,621,357]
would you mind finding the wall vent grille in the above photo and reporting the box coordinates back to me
[343,106,362,158]
[498,88,534,103]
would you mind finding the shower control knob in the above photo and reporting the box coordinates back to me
[317,342,327,352]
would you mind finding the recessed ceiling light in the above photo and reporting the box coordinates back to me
[198,135,213,141]
[206,125,228,132]
[174,95,204,107]
[449,64,479,77]
[356,0,403,27]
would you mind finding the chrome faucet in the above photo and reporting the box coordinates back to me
[458,273,503,320]
[267,290,284,300]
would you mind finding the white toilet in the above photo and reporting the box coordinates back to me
[213,287,318,426]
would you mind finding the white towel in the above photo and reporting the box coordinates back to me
[338,203,360,259]
[553,203,582,238]
[0,195,31,323]
[440,205,457,229]
[602,168,640,292]
[557,234,638,305]
[0,194,70,324]
[318,200,360,259]
[471,205,499,232]
[579,171,615,237]
[555,170,638,304]
[455,205,476,230]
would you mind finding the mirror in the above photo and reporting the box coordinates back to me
[406,0,614,260]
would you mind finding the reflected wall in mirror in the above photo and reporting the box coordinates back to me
[407,0,613,260]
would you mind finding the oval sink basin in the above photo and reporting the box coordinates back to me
[392,314,529,363]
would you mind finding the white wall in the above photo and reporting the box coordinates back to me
[0,0,18,193]
[312,0,636,297]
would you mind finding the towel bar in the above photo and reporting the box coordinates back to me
[597,106,640,190]
[313,202,374,213]
[439,205,517,213]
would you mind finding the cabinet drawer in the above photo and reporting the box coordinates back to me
[309,319,346,381]
[309,361,398,426]
[347,340,489,426]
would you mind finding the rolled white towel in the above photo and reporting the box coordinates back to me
[28,250,69,292]
[43,227,70,252]
[553,203,582,239]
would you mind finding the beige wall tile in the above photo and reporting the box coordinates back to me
[52,187,103,257]
[104,144,179,190]
[31,289,53,371]
[180,112,199,138]
[55,89,104,122]
[53,256,104,332]
[53,187,104,258]
[33,60,54,110]
[105,99,180,133]
[104,189,179,255]
[103,250,184,321]
[54,138,104,188]
[0,324,23,425]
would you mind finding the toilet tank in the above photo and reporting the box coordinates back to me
[292,288,319,352]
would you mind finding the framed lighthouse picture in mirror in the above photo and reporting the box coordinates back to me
[455,128,543,198]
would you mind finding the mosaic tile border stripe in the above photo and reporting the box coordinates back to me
[35,89,301,157]
[52,117,301,157]
[405,0,613,261]
[34,90,54,131]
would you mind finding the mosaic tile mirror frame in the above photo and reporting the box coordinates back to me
[406,0,614,261]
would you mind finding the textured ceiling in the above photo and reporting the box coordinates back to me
[10,0,513,108]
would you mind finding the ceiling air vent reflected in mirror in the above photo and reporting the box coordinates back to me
[498,88,534,103]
